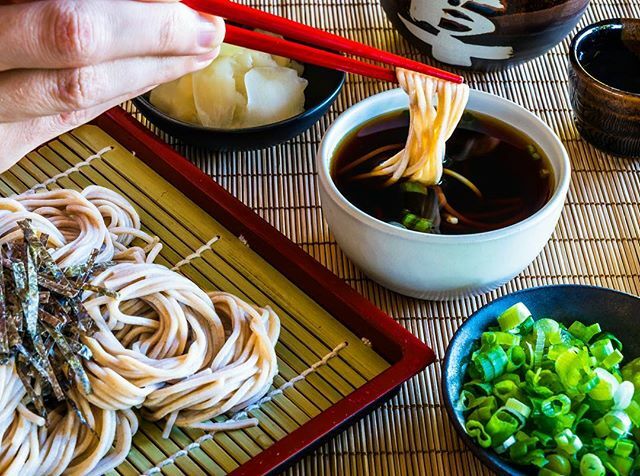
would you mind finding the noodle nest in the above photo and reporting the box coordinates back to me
[0,186,281,475]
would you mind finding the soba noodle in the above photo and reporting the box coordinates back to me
[144,291,280,436]
[359,68,469,186]
[0,361,137,476]
[0,185,281,475]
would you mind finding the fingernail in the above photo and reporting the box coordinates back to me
[198,14,220,49]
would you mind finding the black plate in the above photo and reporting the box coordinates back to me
[442,284,640,475]
[133,64,345,151]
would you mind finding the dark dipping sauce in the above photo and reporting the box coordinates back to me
[331,110,553,235]
[577,25,640,94]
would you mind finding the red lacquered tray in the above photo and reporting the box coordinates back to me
[91,107,435,475]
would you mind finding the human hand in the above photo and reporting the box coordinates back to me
[0,0,224,172]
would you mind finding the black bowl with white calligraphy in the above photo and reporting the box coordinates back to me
[380,0,589,72]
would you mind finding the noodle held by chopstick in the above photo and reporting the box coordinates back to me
[357,68,469,186]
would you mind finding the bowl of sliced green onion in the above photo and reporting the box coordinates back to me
[443,285,640,476]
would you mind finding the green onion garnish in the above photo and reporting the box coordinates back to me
[459,302,640,475]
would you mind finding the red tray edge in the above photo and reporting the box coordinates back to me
[93,107,436,475]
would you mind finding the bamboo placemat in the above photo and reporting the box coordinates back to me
[124,0,640,474]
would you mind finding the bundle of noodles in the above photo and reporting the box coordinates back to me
[0,198,65,247]
[14,189,115,266]
[358,68,469,186]
[80,263,226,410]
[0,185,281,474]
[0,362,138,476]
[143,291,280,436]
[81,186,161,264]
[11,186,160,266]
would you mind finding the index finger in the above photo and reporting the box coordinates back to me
[0,0,224,71]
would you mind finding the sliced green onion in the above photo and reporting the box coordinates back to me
[509,434,540,461]
[609,454,634,476]
[580,453,606,476]
[520,316,535,334]
[614,381,635,410]
[467,396,498,423]
[465,420,492,448]
[522,449,548,468]
[526,368,562,397]
[507,346,526,371]
[533,328,546,367]
[493,379,520,402]
[603,350,625,369]
[591,339,615,362]
[497,303,532,331]
[463,381,493,396]
[614,439,636,458]
[589,368,620,401]
[592,332,623,351]
[505,398,531,422]
[547,343,572,361]
[622,357,640,392]
[541,394,571,417]
[486,408,522,446]
[400,211,432,233]
[626,401,640,426]
[569,321,602,344]
[532,430,554,448]
[543,453,571,475]
[574,403,591,423]
[554,428,583,454]
[556,347,592,391]
[605,410,633,438]
[606,436,619,449]
[460,304,640,475]
[595,417,611,438]
[457,390,476,411]
[472,345,508,382]
[536,318,561,345]
[494,434,517,454]
[482,331,521,347]
[466,395,497,411]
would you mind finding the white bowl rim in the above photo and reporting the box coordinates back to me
[317,88,571,244]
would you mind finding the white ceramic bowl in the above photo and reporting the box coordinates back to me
[317,89,571,300]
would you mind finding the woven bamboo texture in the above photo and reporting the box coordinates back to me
[123,0,640,474]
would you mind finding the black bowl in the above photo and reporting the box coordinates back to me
[380,0,589,72]
[133,64,345,151]
[442,285,640,476]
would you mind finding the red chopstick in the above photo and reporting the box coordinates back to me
[224,25,397,83]
[182,0,463,84]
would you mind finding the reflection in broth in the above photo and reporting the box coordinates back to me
[332,110,553,235]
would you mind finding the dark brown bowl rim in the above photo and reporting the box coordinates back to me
[569,18,640,99]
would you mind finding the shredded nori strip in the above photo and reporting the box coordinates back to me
[80,283,119,298]
[37,276,79,297]
[63,260,113,278]
[2,220,117,422]
[0,246,8,359]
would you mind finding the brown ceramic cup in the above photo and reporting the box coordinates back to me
[568,18,640,158]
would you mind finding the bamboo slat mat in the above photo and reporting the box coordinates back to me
[124,0,640,474]
[2,127,392,476]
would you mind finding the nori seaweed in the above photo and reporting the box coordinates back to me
[3,220,117,422]
[0,246,8,360]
